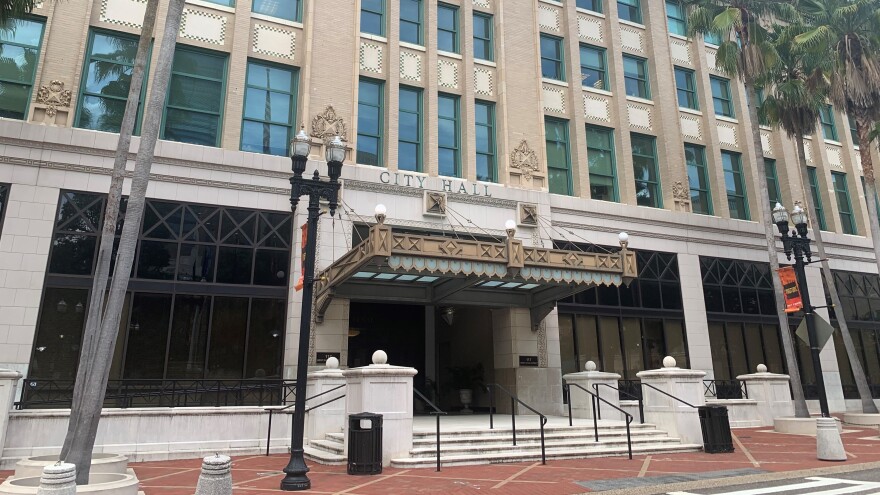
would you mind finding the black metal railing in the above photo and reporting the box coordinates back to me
[264,384,346,456]
[593,383,644,424]
[639,382,699,408]
[703,380,748,400]
[481,383,548,465]
[414,388,446,472]
[618,379,643,401]
[565,382,634,460]
[14,379,296,410]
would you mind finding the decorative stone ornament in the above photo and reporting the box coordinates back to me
[518,203,538,226]
[510,140,539,183]
[372,350,388,365]
[662,356,677,368]
[35,80,72,117]
[424,191,447,216]
[311,106,348,142]
[672,180,691,212]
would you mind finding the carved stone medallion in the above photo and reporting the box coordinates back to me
[311,105,348,142]
[36,80,72,117]
[510,140,539,182]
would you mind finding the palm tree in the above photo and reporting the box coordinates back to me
[0,0,36,23]
[760,23,879,414]
[795,0,880,279]
[684,0,810,418]
[58,0,187,484]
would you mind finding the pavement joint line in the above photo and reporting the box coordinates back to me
[578,460,880,495]
[846,451,857,458]
[232,471,280,487]
[638,456,652,477]
[395,473,555,484]
[731,432,760,468]
[331,469,410,495]
[490,461,542,489]
[136,467,200,482]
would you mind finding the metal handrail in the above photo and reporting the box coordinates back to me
[264,384,346,456]
[593,383,644,424]
[640,382,698,408]
[565,382,633,460]
[414,388,447,472]
[480,382,548,465]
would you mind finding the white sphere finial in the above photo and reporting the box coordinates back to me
[505,219,517,231]
[662,356,677,368]
[618,232,629,243]
[585,361,597,372]
[374,204,387,224]
[757,364,768,373]
[372,350,388,365]
[325,357,339,369]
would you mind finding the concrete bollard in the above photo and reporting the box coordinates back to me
[36,463,76,495]
[816,417,846,461]
[195,455,233,495]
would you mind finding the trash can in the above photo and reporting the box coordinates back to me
[347,412,383,475]
[698,405,734,453]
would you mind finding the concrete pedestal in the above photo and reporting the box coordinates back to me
[737,365,794,427]
[0,369,22,459]
[306,357,346,443]
[563,362,622,421]
[636,357,706,445]
[194,455,232,495]
[816,418,846,461]
[342,351,417,466]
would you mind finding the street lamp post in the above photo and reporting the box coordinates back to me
[772,202,830,418]
[281,129,345,491]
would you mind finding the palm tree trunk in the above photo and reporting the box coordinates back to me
[744,83,810,418]
[59,0,186,484]
[795,137,878,414]
[856,112,880,280]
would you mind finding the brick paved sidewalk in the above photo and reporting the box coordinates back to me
[3,426,880,494]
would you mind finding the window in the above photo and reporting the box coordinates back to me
[820,105,838,141]
[722,151,748,220]
[765,158,781,210]
[473,13,493,61]
[755,87,769,126]
[540,34,565,81]
[400,0,423,45]
[438,93,460,177]
[685,144,712,215]
[475,100,496,182]
[704,31,721,45]
[162,46,228,147]
[710,76,734,118]
[240,61,297,157]
[848,114,859,145]
[75,30,148,134]
[253,0,301,22]
[357,78,384,166]
[674,67,698,110]
[0,17,45,120]
[829,270,880,398]
[579,44,607,90]
[617,0,641,23]
[546,118,572,195]
[623,55,650,99]
[631,133,660,208]
[586,125,617,201]
[437,3,459,53]
[832,172,857,235]
[202,0,233,7]
[0,183,9,239]
[360,0,384,36]
[577,0,601,12]
[666,1,687,36]
[398,86,422,172]
[808,167,827,231]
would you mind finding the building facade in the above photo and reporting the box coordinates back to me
[1,0,880,413]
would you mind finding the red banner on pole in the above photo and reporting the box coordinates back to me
[778,266,803,313]
[294,222,307,291]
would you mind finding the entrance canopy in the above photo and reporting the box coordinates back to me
[314,218,637,327]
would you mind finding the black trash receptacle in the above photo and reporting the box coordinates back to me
[347,412,383,475]
[698,405,734,453]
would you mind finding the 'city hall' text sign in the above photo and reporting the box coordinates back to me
[379,171,493,197]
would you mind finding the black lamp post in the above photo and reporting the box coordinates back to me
[281,128,344,491]
[772,202,830,418]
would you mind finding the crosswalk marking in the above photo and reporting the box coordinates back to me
[668,476,880,495]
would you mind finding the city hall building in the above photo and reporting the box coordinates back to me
[1,0,879,416]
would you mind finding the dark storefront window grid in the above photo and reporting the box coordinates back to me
[827,270,880,398]
[27,191,290,406]
[558,248,689,384]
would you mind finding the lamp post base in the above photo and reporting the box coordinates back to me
[280,449,311,491]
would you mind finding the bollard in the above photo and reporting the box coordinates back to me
[816,418,846,461]
[195,455,233,495]
[36,463,76,495]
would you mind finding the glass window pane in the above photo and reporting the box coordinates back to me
[708,322,730,379]
[136,240,178,280]
[207,297,248,378]
[253,248,289,286]
[124,293,172,379]
[30,288,89,379]
[559,315,578,376]
[575,315,600,371]
[0,81,30,119]
[599,316,624,376]
[177,244,216,282]
[253,0,300,21]
[622,317,643,379]
[50,234,97,275]
[246,298,286,378]
[217,246,253,284]
[166,295,211,378]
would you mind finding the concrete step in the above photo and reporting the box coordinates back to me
[410,422,659,439]
[407,436,684,457]
[390,443,704,468]
[309,439,345,455]
[303,445,346,465]
[411,428,671,446]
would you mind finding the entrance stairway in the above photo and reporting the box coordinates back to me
[304,416,703,467]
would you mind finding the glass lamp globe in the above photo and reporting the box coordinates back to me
[771,202,789,225]
[291,127,310,159]
[790,205,807,228]
[326,135,346,164]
